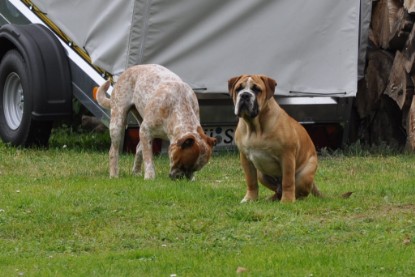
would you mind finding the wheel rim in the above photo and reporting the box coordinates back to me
[3,72,24,130]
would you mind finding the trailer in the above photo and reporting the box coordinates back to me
[0,0,371,149]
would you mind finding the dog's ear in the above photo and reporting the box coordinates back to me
[208,136,217,147]
[177,134,195,149]
[228,76,243,96]
[260,75,277,100]
[197,126,217,147]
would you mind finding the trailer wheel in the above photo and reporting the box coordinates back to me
[0,50,52,147]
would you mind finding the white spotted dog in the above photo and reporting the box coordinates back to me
[96,64,216,179]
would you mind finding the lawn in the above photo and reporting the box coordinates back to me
[0,130,414,276]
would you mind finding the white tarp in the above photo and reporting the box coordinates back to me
[32,0,369,97]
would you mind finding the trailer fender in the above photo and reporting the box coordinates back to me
[0,23,72,120]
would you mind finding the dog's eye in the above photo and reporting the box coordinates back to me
[252,85,261,94]
[236,85,243,92]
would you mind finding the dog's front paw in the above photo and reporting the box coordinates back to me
[240,191,258,203]
[240,198,251,203]
[281,193,295,203]
[144,173,155,180]
[109,170,119,178]
[144,165,156,180]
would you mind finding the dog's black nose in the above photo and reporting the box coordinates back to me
[241,92,251,100]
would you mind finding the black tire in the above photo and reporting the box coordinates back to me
[0,50,52,147]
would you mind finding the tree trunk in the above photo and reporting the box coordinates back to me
[405,95,415,150]
[402,22,415,73]
[389,8,414,50]
[384,51,415,110]
[371,0,404,49]
[404,0,415,14]
[358,0,415,150]
[356,49,394,119]
[369,95,406,148]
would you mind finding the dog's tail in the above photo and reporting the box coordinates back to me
[311,183,354,199]
[95,80,111,109]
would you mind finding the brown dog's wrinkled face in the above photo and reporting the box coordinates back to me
[168,127,216,180]
[228,75,277,119]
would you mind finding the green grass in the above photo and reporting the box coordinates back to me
[0,131,414,276]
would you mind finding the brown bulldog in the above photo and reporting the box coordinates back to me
[228,75,321,203]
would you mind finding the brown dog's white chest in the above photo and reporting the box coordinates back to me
[250,149,281,176]
[238,134,282,176]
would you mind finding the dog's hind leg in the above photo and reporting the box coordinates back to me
[131,108,144,176]
[139,122,156,179]
[295,157,318,199]
[108,106,128,178]
[132,142,143,176]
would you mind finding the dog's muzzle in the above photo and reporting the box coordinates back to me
[169,168,194,180]
[235,92,258,118]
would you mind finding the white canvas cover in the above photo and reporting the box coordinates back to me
[32,0,369,97]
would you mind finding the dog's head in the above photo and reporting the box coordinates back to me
[168,127,216,180]
[228,75,277,119]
